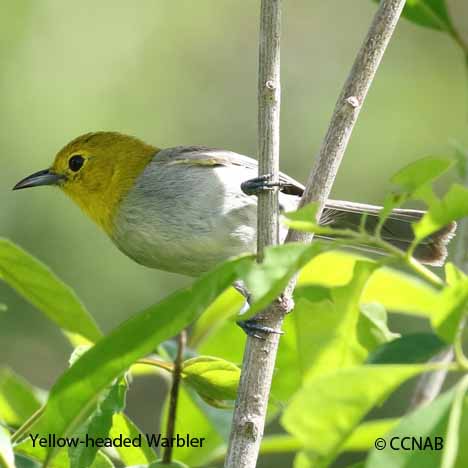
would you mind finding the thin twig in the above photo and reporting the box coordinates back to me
[162,330,186,464]
[287,0,407,242]
[408,347,454,411]
[137,358,174,373]
[225,2,282,467]
[225,1,407,467]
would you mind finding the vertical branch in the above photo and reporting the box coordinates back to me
[225,1,282,467]
[256,0,282,260]
[226,1,406,467]
[409,348,454,410]
[162,329,186,464]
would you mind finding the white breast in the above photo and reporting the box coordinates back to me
[112,154,299,276]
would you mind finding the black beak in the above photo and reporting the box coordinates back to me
[13,169,64,190]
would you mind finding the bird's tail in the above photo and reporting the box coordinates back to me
[319,200,457,266]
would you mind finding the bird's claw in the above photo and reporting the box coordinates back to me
[237,318,284,340]
[241,174,285,196]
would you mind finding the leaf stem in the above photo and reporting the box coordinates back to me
[162,329,186,464]
[454,318,468,371]
[137,358,174,373]
[11,406,45,443]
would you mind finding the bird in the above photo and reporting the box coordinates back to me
[13,131,456,278]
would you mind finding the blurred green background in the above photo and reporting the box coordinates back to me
[1,0,467,466]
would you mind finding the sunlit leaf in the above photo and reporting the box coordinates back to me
[239,242,326,318]
[298,250,440,316]
[108,414,157,466]
[293,262,378,381]
[445,262,467,285]
[413,184,468,242]
[390,156,453,192]
[282,365,428,465]
[0,368,42,428]
[68,379,127,468]
[431,273,468,343]
[0,238,101,343]
[15,444,114,468]
[358,303,400,351]
[366,378,468,467]
[372,0,455,32]
[182,356,240,404]
[0,425,14,468]
[343,418,399,452]
[14,255,252,466]
[189,287,244,348]
[131,461,188,467]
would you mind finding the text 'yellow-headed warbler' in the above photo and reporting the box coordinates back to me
[14,132,456,276]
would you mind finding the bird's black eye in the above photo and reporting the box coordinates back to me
[69,155,85,172]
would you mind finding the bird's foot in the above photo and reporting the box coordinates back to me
[237,318,284,340]
[241,174,285,196]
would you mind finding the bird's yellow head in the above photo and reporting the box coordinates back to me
[14,132,158,233]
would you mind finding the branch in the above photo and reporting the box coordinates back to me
[225,1,282,467]
[162,330,186,464]
[287,0,407,242]
[408,347,454,411]
[225,1,406,467]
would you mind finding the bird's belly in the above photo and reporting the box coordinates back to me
[111,165,259,276]
[112,218,256,276]
[111,162,298,276]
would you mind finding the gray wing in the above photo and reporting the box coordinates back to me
[155,146,305,196]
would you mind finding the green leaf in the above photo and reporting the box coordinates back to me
[189,287,244,348]
[108,414,157,466]
[366,378,468,467]
[367,333,447,364]
[390,156,453,192]
[16,444,115,468]
[130,461,188,468]
[376,156,453,228]
[182,356,240,404]
[282,365,427,465]
[0,368,42,427]
[402,0,455,32]
[285,202,320,224]
[445,262,467,285]
[452,141,468,180]
[343,418,399,452]
[204,418,399,462]
[68,379,127,468]
[239,242,326,318]
[442,376,468,468]
[0,238,101,343]
[358,303,400,351]
[0,425,14,468]
[413,184,468,242]
[298,250,440,316]
[15,255,252,466]
[372,0,455,32]
[431,273,468,343]
[293,262,378,381]
[287,157,452,233]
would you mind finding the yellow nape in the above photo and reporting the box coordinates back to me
[51,132,158,234]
